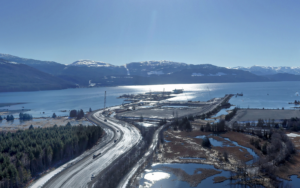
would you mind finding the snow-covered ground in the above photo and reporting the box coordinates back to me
[287,133,300,137]
[137,122,157,127]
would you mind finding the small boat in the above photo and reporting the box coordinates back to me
[173,89,184,94]
[236,92,243,97]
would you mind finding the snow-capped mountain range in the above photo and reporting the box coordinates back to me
[2,52,300,91]
[0,53,57,65]
[69,60,115,67]
[231,65,300,75]
[130,60,187,66]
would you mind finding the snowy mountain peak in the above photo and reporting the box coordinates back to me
[127,60,188,66]
[0,53,59,64]
[69,60,114,67]
[231,66,300,75]
[0,58,18,65]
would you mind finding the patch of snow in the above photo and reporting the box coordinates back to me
[143,171,171,187]
[89,80,96,87]
[191,72,227,77]
[124,65,130,75]
[0,61,18,65]
[208,72,227,76]
[127,60,188,67]
[69,60,114,67]
[230,66,300,75]
[191,73,204,76]
[287,133,300,137]
[137,122,157,127]
[147,71,164,75]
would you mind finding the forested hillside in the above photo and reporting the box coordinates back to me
[0,58,75,92]
[0,124,102,187]
[0,53,65,75]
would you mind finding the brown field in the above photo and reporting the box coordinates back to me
[221,132,262,157]
[214,146,253,163]
[275,133,300,180]
[162,130,208,160]
[275,153,300,180]
[162,130,256,164]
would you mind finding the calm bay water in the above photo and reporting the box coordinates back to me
[0,81,299,118]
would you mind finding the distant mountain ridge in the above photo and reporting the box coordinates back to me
[69,60,116,67]
[0,53,65,75]
[1,52,300,92]
[231,65,300,75]
[0,58,75,92]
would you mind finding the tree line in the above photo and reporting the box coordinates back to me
[0,124,103,188]
[3,115,14,121]
[172,117,192,131]
[69,109,85,120]
[0,113,33,121]
[225,107,238,121]
[19,113,32,120]
[200,120,226,133]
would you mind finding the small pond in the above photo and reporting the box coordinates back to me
[139,163,250,188]
[195,135,224,147]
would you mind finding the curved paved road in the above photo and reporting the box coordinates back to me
[30,107,141,188]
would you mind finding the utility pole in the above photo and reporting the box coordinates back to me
[104,91,106,110]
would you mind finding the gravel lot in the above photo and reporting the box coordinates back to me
[118,106,207,120]
[235,109,300,121]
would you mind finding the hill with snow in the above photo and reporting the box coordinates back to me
[231,66,300,75]
[69,60,115,68]
[5,52,300,90]
[0,58,75,92]
[0,53,65,75]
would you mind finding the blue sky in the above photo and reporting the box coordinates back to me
[0,0,299,67]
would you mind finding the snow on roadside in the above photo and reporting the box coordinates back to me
[287,133,300,137]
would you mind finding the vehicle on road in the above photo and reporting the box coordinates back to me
[91,174,95,180]
[104,119,107,122]
[93,152,101,159]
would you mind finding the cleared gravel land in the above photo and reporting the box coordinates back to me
[235,109,300,121]
[118,107,207,119]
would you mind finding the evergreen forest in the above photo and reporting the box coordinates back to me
[0,124,102,187]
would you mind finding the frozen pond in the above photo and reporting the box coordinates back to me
[139,163,246,188]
